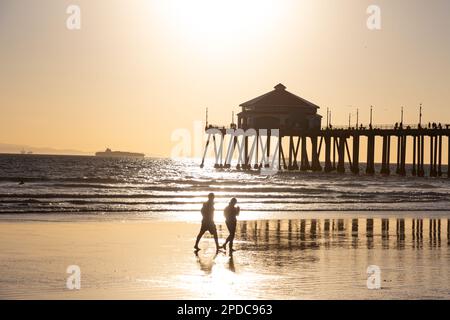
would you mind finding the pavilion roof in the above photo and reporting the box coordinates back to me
[239,83,320,109]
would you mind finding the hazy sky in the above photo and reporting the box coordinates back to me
[1,0,450,157]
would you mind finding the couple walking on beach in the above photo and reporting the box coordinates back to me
[194,193,240,255]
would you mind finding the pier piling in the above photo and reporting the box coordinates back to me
[366,135,375,174]
[201,125,450,178]
[324,136,332,172]
[351,135,360,174]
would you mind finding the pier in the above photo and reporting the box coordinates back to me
[200,84,450,177]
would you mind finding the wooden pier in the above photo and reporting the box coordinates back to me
[200,84,450,177]
[201,125,450,177]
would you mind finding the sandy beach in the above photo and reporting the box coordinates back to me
[1,213,450,300]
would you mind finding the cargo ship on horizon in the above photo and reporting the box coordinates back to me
[95,148,145,158]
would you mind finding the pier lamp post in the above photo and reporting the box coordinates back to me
[326,107,329,127]
[346,105,357,128]
[419,103,422,127]
[401,106,404,124]
[356,108,359,128]
[370,105,373,128]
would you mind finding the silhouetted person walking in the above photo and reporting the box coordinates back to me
[194,193,220,252]
[222,198,240,254]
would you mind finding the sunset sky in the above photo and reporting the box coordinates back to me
[1,0,450,157]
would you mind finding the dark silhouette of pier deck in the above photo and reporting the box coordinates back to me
[200,84,450,177]
[201,124,450,177]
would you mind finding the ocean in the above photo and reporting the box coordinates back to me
[1,154,450,299]
[0,154,449,216]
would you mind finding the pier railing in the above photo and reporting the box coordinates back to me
[321,123,450,130]
[206,123,450,132]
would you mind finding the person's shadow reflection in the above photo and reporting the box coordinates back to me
[227,254,236,273]
[195,251,217,275]
[194,251,237,274]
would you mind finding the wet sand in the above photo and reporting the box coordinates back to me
[1,215,450,299]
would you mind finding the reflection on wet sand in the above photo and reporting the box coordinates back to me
[232,217,449,251]
[195,251,216,274]
[187,217,450,299]
[195,250,237,273]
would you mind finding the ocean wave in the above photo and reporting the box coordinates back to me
[0,177,127,184]
[1,197,449,205]
[1,189,449,200]
[1,155,450,214]
[2,207,450,214]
